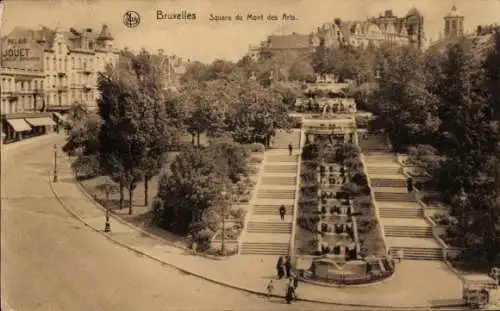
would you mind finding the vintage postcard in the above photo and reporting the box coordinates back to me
[1,0,500,310]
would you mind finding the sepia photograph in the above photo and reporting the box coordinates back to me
[1,0,500,310]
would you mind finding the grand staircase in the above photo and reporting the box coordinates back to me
[360,134,443,261]
[240,150,299,255]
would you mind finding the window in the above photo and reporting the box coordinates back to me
[52,58,56,71]
[58,43,62,54]
[72,57,75,68]
[40,81,44,90]
[64,59,68,71]
[46,57,50,69]
[452,20,457,30]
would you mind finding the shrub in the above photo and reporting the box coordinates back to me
[342,182,362,196]
[303,143,320,160]
[249,156,263,164]
[351,172,368,187]
[243,143,265,153]
[193,228,215,252]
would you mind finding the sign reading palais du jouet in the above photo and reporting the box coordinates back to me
[1,37,43,70]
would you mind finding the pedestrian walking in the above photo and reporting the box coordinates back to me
[279,205,286,221]
[266,280,274,298]
[276,256,285,279]
[285,256,292,278]
[288,142,293,156]
[293,275,299,290]
[285,285,295,304]
[407,177,414,193]
[397,249,404,262]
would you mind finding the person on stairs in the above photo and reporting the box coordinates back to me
[407,177,414,193]
[288,142,293,156]
[279,205,286,221]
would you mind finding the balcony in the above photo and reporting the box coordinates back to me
[8,93,19,102]
[57,85,69,92]
[83,68,92,75]
[57,72,67,77]
[83,84,92,92]
[33,88,44,96]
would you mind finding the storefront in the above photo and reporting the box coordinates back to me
[1,112,56,143]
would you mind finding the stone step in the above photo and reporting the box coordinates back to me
[271,130,301,149]
[379,207,422,218]
[247,222,292,233]
[374,192,415,202]
[389,247,443,260]
[370,178,406,188]
[263,165,297,173]
[253,205,294,215]
[367,166,402,175]
[384,226,433,238]
[240,242,289,255]
[257,189,296,199]
[260,176,297,185]
[265,155,299,163]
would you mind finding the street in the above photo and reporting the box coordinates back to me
[0,135,366,311]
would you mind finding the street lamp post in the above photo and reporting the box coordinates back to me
[221,190,227,255]
[53,144,58,183]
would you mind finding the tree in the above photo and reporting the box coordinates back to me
[288,60,315,82]
[130,49,180,206]
[97,59,147,214]
[180,81,228,146]
[155,146,232,234]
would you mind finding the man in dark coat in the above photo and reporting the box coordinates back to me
[288,142,293,156]
[276,256,284,279]
[285,285,295,304]
[285,256,292,278]
[279,205,286,221]
[407,177,414,193]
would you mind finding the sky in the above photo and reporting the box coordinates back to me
[1,0,500,63]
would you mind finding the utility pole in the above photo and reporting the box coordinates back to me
[53,144,58,182]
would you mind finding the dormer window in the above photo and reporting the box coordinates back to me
[89,42,94,49]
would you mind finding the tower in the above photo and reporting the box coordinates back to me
[405,6,425,48]
[444,5,464,37]
[97,24,114,50]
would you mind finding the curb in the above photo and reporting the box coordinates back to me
[49,172,465,309]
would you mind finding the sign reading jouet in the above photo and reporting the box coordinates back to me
[1,37,43,70]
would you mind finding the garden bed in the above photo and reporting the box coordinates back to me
[353,195,386,258]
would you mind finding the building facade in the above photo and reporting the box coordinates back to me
[250,7,427,59]
[1,24,119,142]
[335,8,426,49]
[444,6,464,37]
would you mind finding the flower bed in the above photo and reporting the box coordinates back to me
[297,256,396,286]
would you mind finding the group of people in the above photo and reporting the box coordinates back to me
[266,256,299,304]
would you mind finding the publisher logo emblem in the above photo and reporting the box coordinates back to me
[123,11,141,28]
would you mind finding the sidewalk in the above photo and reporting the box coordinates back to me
[49,154,465,309]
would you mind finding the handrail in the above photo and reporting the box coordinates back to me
[358,149,389,255]
[289,122,304,258]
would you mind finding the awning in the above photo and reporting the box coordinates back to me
[6,119,32,132]
[53,112,66,122]
[53,112,66,123]
[25,117,57,127]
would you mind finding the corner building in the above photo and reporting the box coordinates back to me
[1,24,119,142]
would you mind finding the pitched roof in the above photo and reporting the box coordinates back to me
[266,34,312,49]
